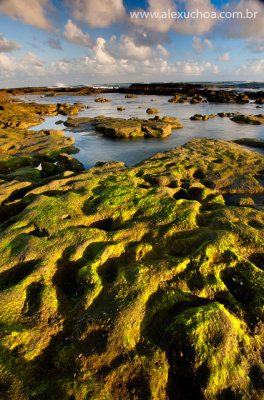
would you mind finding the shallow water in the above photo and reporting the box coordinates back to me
[25,93,264,168]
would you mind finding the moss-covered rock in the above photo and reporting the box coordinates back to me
[231,114,264,125]
[146,108,160,114]
[0,128,76,173]
[0,138,264,399]
[65,116,183,139]
[94,97,111,103]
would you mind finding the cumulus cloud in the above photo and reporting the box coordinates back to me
[106,35,157,61]
[64,0,126,28]
[0,0,55,30]
[218,52,230,61]
[236,59,264,75]
[94,38,116,65]
[63,20,94,47]
[0,51,46,79]
[204,39,214,49]
[182,60,218,75]
[131,0,177,33]
[174,0,218,35]
[219,0,264,39]
[48,37,62,50]
[192,36,214,53]
[0,33,21,53]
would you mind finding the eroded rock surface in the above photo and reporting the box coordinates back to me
[0,138,264,400]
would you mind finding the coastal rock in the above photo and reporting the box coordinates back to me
[237,93,250,103]
[125,94,137,98]
[141,122,172,138]
[94,119,142,138]
[117,106,125,111]
[233,138,264,148]
[255,98,264,104]
[168,94,188,103]
[57,153,85,173]
[146,108,160,114]
[0,127,76,173]
[190,95,203,104]
[231,114,264,125]
[94,97,111,103]
[0,138,264,400]
[65,116,183,139]
[190,114,216,121]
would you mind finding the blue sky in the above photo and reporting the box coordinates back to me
[0,0,263,87]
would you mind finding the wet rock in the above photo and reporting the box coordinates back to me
[117,106,125,111]
[233,138,264,148]
[146,108,159,114]
[94,97,111,103]
[57,153,85,173]
[190,114,216,121]
[231,114,264,125]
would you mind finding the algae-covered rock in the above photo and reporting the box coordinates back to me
[64,116,183,139]
[231,114,264,125]
[233,138,264,148]
[117,106,125,111]
[57,153,85,173]
[95,119,142,138]
[94,97,111,103]
[146,108,159,114]
[0,138,264,400]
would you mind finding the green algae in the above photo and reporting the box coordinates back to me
[0,138,264,399]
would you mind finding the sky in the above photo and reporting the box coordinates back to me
[0,0,264,87]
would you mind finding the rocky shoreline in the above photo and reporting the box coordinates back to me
[1,82,264,105]
[0,87,264,400]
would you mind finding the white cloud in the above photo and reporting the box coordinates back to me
[192,37,204,53]
[0,33,21,53]
[131,0,177,33]
[250,59,264,73]
[0,0,54,30]
[204,39,214,49]
[157,44,170,58]
[0,54,16,75]
[0,51,46,79]
[107,35,157,61]
[218,52,230,61]
[94,38,116,65]
[213,65,220,73]
[220,0,264,39]
[63,20,94,47]
[173,0,218,35]
[182,60,219,75]
[64,0,126,28]
[192,36,214,53]
[130,0,218,35]
[236,59,264,75]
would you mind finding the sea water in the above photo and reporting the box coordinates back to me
[25,92,264,169]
